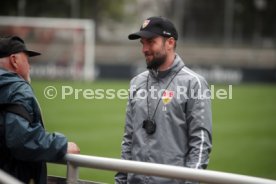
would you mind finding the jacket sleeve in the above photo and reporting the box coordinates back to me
[5,113,68,161]
[184,76,212,172]
[4,82,67,162]
[115,84,134,184]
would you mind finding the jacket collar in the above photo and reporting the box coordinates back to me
[149,53,185,79]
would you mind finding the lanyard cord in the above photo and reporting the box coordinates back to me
[146,66,183,120]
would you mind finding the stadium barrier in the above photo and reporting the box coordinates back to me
[1,154,276,184]
[50,153,276,184]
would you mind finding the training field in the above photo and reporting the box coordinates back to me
[32,80,276,183]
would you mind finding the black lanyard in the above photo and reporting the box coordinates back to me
[146,66,183,121]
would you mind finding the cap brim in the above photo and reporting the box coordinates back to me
[24,50,41,57]
[128,31,159,40]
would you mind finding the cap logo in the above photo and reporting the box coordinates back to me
[142,20,150,29]
[163,31,171,36]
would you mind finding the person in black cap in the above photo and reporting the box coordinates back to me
[115,17,212,184]
[0,36,41,83]
[0,36,80,184]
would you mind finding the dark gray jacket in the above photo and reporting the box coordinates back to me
[115,54,212,184]
[0,68,67,184]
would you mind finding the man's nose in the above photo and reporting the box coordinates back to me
[142,44,149,54]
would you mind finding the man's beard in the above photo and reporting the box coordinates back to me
[145,52,167,70]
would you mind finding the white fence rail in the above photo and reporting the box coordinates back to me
[64,154,276,184]
[0,169,23,184]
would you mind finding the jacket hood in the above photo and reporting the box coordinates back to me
[149,53,185,78]
[0,68,27,102]
[0,68,26,86]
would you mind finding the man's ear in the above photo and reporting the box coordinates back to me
[9,54,18,70]
[166,37,175,50]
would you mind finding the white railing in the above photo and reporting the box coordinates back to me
[0,169,23,184]
[64,154,276,184]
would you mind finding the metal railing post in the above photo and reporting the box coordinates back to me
[66,161,79,184]
[64,154,276,184]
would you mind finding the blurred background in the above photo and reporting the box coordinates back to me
[1,0,276,183]
[1,0,276,82]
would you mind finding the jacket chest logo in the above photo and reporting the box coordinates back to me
[162,90,174,105]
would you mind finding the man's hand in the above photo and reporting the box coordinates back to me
[67,142,80,154]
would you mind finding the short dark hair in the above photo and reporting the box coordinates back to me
[162,37,177,50]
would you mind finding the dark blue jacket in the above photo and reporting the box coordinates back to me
[0,68,67,184]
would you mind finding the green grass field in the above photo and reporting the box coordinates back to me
[32,80,276,183]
